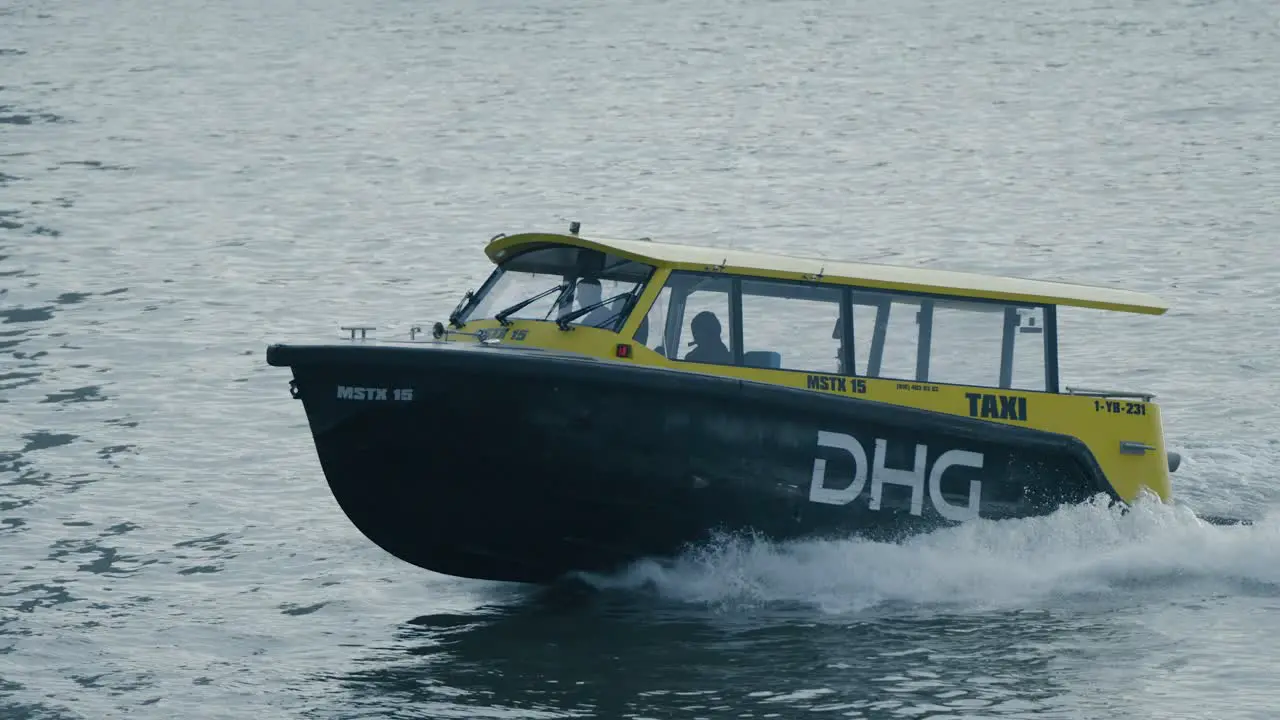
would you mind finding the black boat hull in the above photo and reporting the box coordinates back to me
[267,342,1114,584]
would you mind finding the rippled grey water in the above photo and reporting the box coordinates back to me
[3,0,1279,717]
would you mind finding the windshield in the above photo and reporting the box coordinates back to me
[460,244,655,331]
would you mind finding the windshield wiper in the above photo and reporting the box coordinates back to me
[555,291,636,330]
[447,289,474,329]
[494,283,567,326]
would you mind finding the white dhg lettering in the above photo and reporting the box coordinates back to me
[928,449,984,521]
[809,430,868,505]
[869,439,926,516]
[807,431,986,521]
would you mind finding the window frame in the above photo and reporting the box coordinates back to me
[735,276,847,375]
[635,270,1061,394]
[652,271,739,363]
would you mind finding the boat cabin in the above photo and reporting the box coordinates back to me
[454,231,1166,400]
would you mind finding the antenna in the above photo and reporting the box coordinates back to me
[569,221,581,236]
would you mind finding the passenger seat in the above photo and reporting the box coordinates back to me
[743,351,782,369]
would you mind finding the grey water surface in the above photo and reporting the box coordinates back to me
[3,0,1280,718]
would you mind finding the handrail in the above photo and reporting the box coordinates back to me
[1064,386,1155,401]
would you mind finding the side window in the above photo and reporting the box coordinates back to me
[657,273,733,365]
[928,301,1005,387]
[676,276,733,365]
[847,299,879,376]
[858,294,921,381]
[740,279,841,372]
[925,301,1047,390]
[852,292,1049,391]
[1009,306,1047,391]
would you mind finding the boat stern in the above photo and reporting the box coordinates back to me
[1060,387,1175,504]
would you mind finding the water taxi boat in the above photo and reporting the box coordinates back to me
[265,224,1179,583]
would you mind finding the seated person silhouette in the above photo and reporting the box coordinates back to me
[684,311,731,364]
[570,280,620,328]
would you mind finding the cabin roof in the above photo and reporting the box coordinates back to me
[484,232,1169,315]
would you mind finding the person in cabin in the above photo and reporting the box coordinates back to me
[571,279,622,328]
[684,311,731,364]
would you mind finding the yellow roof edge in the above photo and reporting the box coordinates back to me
[483,232,1169,316]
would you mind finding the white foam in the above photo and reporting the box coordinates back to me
[579,496,1280,614]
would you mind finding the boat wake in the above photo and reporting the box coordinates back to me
[575,496,1280,614]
